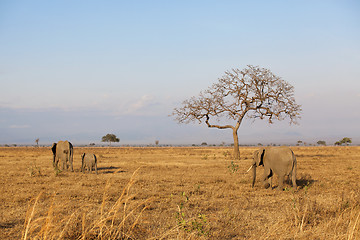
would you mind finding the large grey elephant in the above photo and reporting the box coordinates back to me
[81,153,98,174]
[250,146,297,190]
[51,141,74,171]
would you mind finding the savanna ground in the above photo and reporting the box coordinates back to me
[0,146,359,239]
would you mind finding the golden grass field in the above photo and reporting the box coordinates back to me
[0,146,359,239]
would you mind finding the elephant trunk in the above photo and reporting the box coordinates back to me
[52,155,56,168]
[251,164,256,187]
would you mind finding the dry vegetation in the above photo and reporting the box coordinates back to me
[0,146,359,239]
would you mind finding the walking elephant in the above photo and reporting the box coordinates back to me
[81,153,98,174]
[51,141,74,171]
[250,146,297,190]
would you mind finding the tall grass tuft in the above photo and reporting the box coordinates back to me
[22,168,153,240]
[283,190,360,239]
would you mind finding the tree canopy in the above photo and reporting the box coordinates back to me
[172,65,302,159]
[101,134,120,146]
[335,137,352,146]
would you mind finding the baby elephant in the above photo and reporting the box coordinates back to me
[81,153,98,174]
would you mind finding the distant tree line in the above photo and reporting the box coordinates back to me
[3,135,354,148]
[295,137,353,146]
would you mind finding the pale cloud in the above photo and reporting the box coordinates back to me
[9,125,30,129]
[126,95,157,114]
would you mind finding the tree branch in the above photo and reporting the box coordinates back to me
[205,115,234,130]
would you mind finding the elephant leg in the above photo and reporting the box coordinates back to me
[81,160,84,172]
[69,157,73,172]
[292,171,297,189]
[262,167,272,189]
[278,175,284,191]
[68,160,72,171]
[54,158,58,169]
[266,173,273,189]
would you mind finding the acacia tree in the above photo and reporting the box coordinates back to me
[101,134,120,146]
[317,140,326,146]
[172,65,302,159]
[335,137,352,146]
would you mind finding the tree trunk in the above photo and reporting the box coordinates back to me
[232,129,240,159]
[204,116,242,159]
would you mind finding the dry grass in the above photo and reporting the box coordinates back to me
[0,146,359,239]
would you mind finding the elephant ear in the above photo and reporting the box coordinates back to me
[51,143,57,155]
[258,148,265,166]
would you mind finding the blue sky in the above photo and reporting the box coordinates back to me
[1,1,359,145]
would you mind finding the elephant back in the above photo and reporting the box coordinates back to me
[265,146,294,174]
[84,153,96,164]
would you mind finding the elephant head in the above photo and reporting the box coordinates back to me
[251,148,265,187]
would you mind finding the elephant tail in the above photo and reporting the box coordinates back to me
[290,151,297,174]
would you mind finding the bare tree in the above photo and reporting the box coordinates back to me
[35,138,39,147]
[172,65,302,159]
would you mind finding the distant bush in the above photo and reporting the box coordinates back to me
[317,140,326,146]
[335,137,352,146]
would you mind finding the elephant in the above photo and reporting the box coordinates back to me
[51,141,74,171]
[81,153,98,174]
[250,146,297,190]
